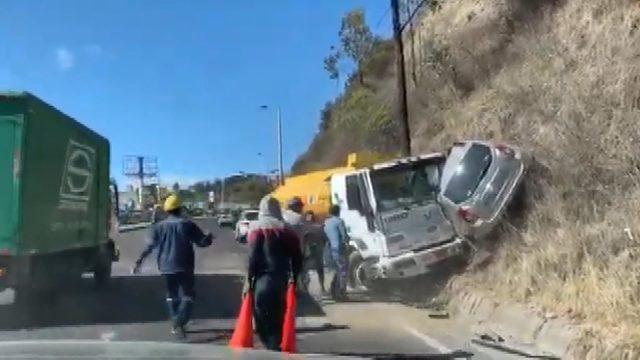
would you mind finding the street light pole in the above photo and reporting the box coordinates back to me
[276,106,284,186]
[220,178,225,207]
[260,105,285,186]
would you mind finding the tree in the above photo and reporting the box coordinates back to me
[192,181,208,194]
[324,8,376,85]
[340,9,375,70]
[172,182,180,193]
[323,46,341,81]
[319,100,334,131]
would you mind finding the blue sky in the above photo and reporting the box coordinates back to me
[0,1,392,187]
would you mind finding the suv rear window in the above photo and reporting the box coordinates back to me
[443,144,492,204]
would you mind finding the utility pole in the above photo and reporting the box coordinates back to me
[391,0,412,156]
[137,156,144,206]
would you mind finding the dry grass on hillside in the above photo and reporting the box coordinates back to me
[407,0,640,355]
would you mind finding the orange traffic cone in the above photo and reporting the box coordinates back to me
[280,283,297,353]
[229,292,254,349]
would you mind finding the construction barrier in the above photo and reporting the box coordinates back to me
[280,283,297,353]
[229,292,254,349]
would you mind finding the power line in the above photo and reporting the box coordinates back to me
[400,0,428,32]
[375,7,391,30]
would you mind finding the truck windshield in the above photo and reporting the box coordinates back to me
[370,160,441,212]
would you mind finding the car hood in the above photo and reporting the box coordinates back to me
[0,340,364,359]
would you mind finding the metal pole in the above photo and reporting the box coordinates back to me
[277,106,284,185]
[391,0,412,156]
[220,178,225,207]
[137,156,144,209]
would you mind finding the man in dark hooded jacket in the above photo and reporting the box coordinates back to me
[133,194,213,339]
[245,195,303,351]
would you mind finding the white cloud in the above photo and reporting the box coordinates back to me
[55,47,75,71]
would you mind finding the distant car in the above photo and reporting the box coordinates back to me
[190,207,205,217]
[235,209,260,243]
[217,212,235,227]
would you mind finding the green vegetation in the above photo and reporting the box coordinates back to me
[186,175,272,207]
[292,10,399,175]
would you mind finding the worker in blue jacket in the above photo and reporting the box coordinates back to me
[133,194,213,339]
[324,205,349,301]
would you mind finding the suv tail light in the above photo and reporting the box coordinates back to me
[495,144,514,157]
[458,206,479,224]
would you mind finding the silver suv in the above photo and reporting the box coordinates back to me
[439,140,525,239]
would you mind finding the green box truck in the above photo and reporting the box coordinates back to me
[0,92,119,304]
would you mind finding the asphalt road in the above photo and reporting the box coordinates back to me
[0,218,527,359]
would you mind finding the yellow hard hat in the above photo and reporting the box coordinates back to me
[163,194,181,212]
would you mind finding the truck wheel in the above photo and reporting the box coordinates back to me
[94,253,112,287]
[348,252,371,290]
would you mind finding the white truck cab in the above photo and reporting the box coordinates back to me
[330,141,524,288]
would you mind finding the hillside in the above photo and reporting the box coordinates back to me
[295,0,640,356]
[291,38,401,174]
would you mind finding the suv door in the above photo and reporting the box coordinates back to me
[438,141,524,239]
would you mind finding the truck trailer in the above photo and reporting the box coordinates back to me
[270,152,386,220]
[0,92,119,304]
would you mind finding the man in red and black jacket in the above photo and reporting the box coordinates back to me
[244,195,302,351]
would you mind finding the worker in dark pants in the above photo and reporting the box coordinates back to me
[324,205,348,301]
[244,195,302,351]
[133,194,213,340]
[304,211,326,295]
[282,197,312,292]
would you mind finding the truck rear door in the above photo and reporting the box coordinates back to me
[0,115,23,253]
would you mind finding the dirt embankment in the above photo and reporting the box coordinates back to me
[406,0,640,356]
[296,0,640,356]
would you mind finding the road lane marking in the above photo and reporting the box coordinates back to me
[404,325,453,354]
